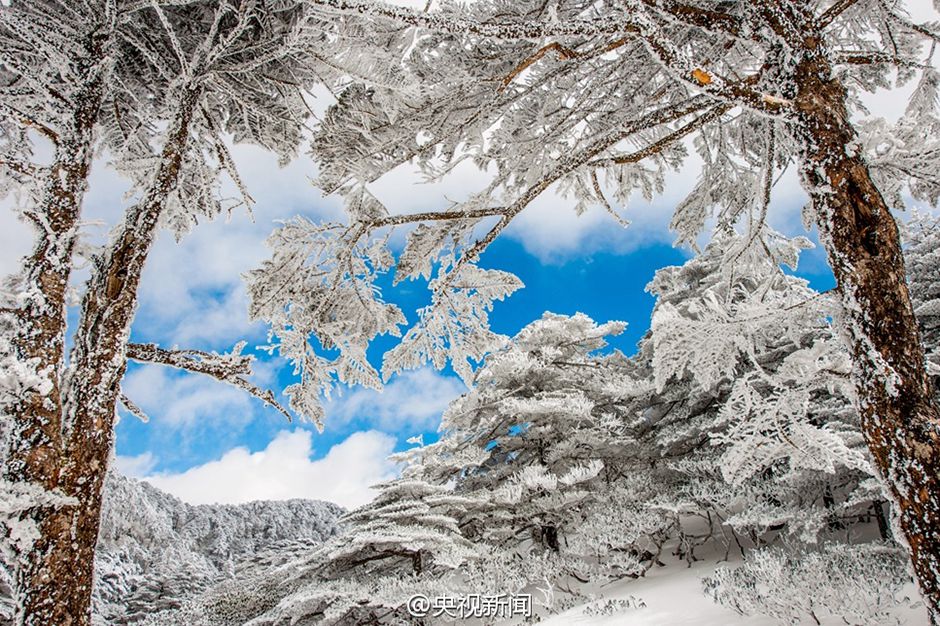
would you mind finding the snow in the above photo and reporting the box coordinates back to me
[539,556,929,626]
[4,1,940,624]
[540,561,777,626]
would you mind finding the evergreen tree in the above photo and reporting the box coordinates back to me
[0,2,339,622]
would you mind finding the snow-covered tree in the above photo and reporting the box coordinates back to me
[91,472,343,625]
[159,224,939,626]
[0,2,341,623]
[318,477,479,579]
[225,314,646,624]
[412,314,638,550]
[240,477,483,625]
[5,0,940,622]
[249,0,940,614]
[905,211,940,386]
[640,230,882,550]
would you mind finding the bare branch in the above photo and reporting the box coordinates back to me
[126,343,294,422]
[835,51,928,68]
[591,170,631,228]
[0,101,59,144]
[360,206,507,229]
[819,0,862,28]
[118,392,150,423]
[500,39,630,90]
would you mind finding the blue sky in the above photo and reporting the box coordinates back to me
[115,236,694,472]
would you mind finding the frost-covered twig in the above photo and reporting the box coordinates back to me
[125,343,293,422]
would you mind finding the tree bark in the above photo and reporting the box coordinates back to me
[794,44,940,624]
[3,29,111,626]
[9,85,199,626]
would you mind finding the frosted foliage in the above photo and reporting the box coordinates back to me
[382,264,523,385]
[703,544,913,626]
[245,217,407,427]
[1,6,351,618]
[56,223,938,626]
[651,231,822,394]
[222,0,940,517]
[115,229,940,625]
[111,1,331,241]
[905,212,940,379]
[284,0,940,315]
[154,266,931,626]
[862,68,940,211]
[6,0,940,617]
[232,0,934,426]
[209,313,652,625]
[320,477,480,576]
[647,232,870,488]
[2,0,329,238]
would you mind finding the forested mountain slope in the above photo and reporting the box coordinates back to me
[94,472,343,624]
[1,472,344,625]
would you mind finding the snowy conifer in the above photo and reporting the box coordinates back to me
[0,2,339,622]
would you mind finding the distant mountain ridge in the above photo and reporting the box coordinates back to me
[0,471,345,625]
[94,472,345,626]
[93,472,344,624]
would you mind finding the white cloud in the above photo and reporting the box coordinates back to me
[144,429,397,509]
[114,451,157,478]
[326,368,464,432]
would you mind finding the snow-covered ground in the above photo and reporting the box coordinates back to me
[537,558,929,626]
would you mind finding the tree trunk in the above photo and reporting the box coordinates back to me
[794,46,940,624]
[9,86,199,626]
[3,30,111,626]
[873,500,891,541]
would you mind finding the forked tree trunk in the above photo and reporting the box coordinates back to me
[3,31,111,626]
[795,46,940,623]
[9,86,199,626]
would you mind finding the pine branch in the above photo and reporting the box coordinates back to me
[0,156,42,178]
[360,206,507,229]
[835,51,928,68]
[441,95,717,286]
[590,102,733,167]
[500,39,630,90]
[0,101,59,144]
[632,28,786,115]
